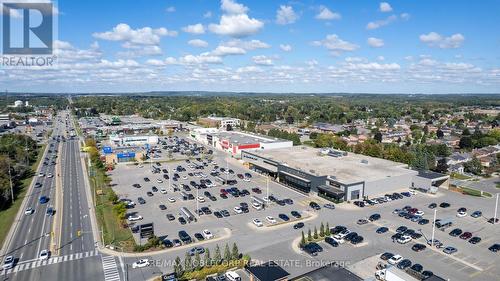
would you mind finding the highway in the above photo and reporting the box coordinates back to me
[1,111,120,281]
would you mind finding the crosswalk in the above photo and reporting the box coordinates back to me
[101,255,121,281]
[0,249,99,276]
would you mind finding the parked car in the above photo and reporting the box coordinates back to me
[325,237,339,247]
[471,211,482,218]
[376,227,389,234]
[388,255,403,265]
[309,202,321,210]
[488,244,500,252]
[266,216,277,224]
[293,222,305,229]
[357,219,369,225]
[469,237,482,244]
[412,243,427,252]
[380,252,394,261]
[253,218,263,227]
[132,259,150,268]
[369,214,381,221]
[449,228,463,237]
[443,246,457,254]
[397,259,412,270]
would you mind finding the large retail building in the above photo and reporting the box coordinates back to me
[242,146,449,201]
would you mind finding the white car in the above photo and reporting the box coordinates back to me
[266,216,277,224]
[168,197,176,203]
[262,197,270,202]
[334,229,350,240]
[253,218,263,227]
[225,271,241,281]
[160,188,167,194]
[397,235,412,244]
[197,196,205,203]
[127,215,143,222]
[39,249,49,260]
[243,178,250,182]
[182,175,188,180]
[456,211,467,217]
[25,207,34,215]
[132,259,150,269]
[388,254,403,265]
[47,173,53,178]
[2,256,14,270]
[38,173,45,177]
[333,237,345,244]
[415,210,425,216]
[202,229,214,239]
[156,179,163,183]
[409,189,417,195]
[234,206,243,214]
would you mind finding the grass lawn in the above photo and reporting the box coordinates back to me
[0,144,46,247]
[89,165,135,251]
[496,183,500,189]
[460,186,493,198]
[451,172,471,180]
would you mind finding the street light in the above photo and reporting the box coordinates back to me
[494,193,499,225]
[431,209,437,247]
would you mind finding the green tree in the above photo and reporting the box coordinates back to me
[224,243,231,262]
[194,251,201,270]
[313,226,318,239]
[300,231,306,247]
[204,248,211,267]
[231,243,239,260]
[374,132,383,143]
[459,136,473,149]
[325,222,331,236]
[174,256,183,277]
[184,253,193,272]
[464,157,482,175]
[214,245,222,265]
[307,228,312,241]
[319,222,325,237]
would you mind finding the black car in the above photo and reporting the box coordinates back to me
[144,177,150,182]
[138,197,146,204]
[309,202,321,210]
[422,271,434,279]
[293,222,304,229]
[325,237,339,247]
[178,230,192,244]
[376,227,389,234]
[291,211,301,218]
[152,186,158,192]
[397,259,412,270]
[380,252,394,261]
[449,228,463,237]
[439,202,450,208]
[488,243,500,252]
[147,191,154,197]
[279,214,290,221]
[276,200,286,206]
[351,235,364,244]
[410,263,423,273]
[178,217,187,225]
[396,226,408,233]
[220,210,230,217]
[412,243,427,252]
[418,219,429,225]
[166,214,175,221]
[331,225,347,235]
[410,232,422,239]
[132,183,141,188]
[214,211,223,218]
[220,193,228,199]
[303,243,323,256]
[369,214,381,221]
[353,201,365,207]
[163,239,173,248]
[469,237,481,244]
[344,232,358,242]
[194,233,204,241]
[159,204,167,210]
[391,233,403,240]
[284,199,294,205]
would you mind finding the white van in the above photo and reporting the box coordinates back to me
[225,271,241,281]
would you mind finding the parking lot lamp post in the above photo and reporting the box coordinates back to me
[494,193,499,224]
[431,209,437,247]
[196,187,199,218]
[266,176,269,207]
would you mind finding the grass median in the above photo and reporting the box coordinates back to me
[89,165,136,251]
[459,186,492,198]
[0,144,46,247]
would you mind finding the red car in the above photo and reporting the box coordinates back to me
[459,232,472,240]
[220,189,228,194]
[408,208,418,214]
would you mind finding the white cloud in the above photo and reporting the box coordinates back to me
[209,14,263,37]
[211,45,246,56]
[236,66,263,73]
[182,23,205,34]
[252,55,274,66]
[188,39,209,48]
[276,5,298,25]
[344,62,400,71]
[93,23,177,45]
[419,32,465,49]
[379,2,393,13]
[221,0,248,15]
[367,37,384,48]
[315,6,341,20]
[377,56,385,61]
[366,15,397,30]
[400,13,410,20]
[166,6,175,13]
[118,45,163,57]
[280,44,292,52]
[223,39,270,50]
[312,34,359,55]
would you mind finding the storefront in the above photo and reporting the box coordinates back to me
[317,185,345,201]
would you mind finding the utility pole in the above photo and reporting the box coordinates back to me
[494,193,499,225]
[266,176,269,206]
[431,209,437,247]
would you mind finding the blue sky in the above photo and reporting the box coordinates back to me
[2,0,500,93]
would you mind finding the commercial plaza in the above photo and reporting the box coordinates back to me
[242,146,450,201]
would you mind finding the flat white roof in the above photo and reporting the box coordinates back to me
[247,146,416,184]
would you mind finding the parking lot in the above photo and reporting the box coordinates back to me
[106,134,499,281]
[108,136,312,247]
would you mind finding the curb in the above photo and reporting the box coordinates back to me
[51,139,64,255]
[98,228,232,258]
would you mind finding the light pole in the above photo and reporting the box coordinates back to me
[494,193,499,224]
[431,209,437,247]
[266,176,269,207]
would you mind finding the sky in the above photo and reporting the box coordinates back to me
[1,0,500,94]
